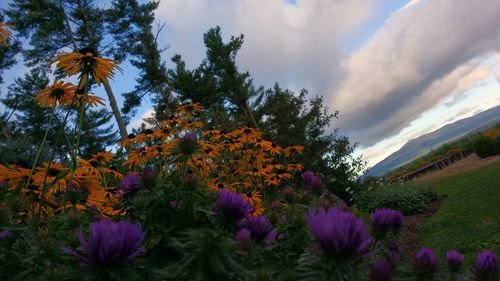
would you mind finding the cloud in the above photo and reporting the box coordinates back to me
[331,0,500,147]
[155,0,381,93]
[128,109,155,131]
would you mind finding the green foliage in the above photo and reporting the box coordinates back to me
[0,70,117,165]
[471,134,500,158]
[168,28,364,202]
[356,182,439,215]
[168,26,260,129]
[420,159,500,263]
[106,0,173,119]
[256,84,365,202]
[0,13,20,86]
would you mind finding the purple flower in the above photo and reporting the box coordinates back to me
[414,247,438,276]
[119,174,142,195]
[370,209,404,237]
[170,200,178,208]
[446,250,464,272]
[278,233,286,241]
[240,216,276,243]
[0,230,13,239]
[178,132,198,154]
[214,189,253,222]
[282,185,293,196]
[370,259,393,281]
[301,171,314,183]
[235,228,252,249]
[387,241,402,262]
[141,169,157,186]
[309,175,322,189]
[475,250,499,280]
[62,220,145,267]
[306,208,371,257]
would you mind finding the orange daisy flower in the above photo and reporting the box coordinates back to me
[53,48,122,86]
[243,190,263,207]
[283,145,304,157]
[120,133,138,147]
[72,91,105,107]
[90,151,114,164]
[0,22,14,47]
[177,102,204,116]
[35,81,77,107]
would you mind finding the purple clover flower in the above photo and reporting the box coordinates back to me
[301,171,322,190]
[119,174,142,195]
[475,250,499,280]
[235,228,252,249]
[370,208,404,237]
[301,171,314,182]
[387,241,402,262]
[309,175,322,189]
[370,259,393,281]
[282,185,293,196]
[0,230,13,239]
[414,247,438,276]
[62,220,145,267]
[239,215,276,243]
[306,208,371,257]
[446,250,464,272]
[214,189,253,222]
[178,132,198,154]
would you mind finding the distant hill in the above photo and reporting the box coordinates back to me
[365,105,500,177]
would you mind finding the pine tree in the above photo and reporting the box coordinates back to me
[168,26,261,129]
[106,0,174,123]
[256,84,365,199]
[5,0,128,139]
[0,69,117,166]
[168,27,364,200]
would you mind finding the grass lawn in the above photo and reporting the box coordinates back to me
[418,159,500,263]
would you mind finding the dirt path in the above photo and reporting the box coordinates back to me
[414,153,500,182]
[399,201,441,257]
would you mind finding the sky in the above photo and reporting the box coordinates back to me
[2,0,500,167]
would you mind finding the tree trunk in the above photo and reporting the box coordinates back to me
[63,0,128,139]
[103,78,128,139]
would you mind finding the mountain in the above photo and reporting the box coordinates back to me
[365,105,500,177]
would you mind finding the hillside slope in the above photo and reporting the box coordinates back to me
[366,105,500,177]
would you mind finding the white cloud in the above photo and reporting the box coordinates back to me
[128,109,155,131]
[155,0,381,93]
[152,0,500,166]
[331,0,500,146]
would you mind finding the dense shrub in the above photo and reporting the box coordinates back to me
[356,182,439,215]
[472,135,500,158]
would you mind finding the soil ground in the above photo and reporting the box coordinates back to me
[399,200,441,257]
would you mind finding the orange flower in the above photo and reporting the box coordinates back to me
[287,163,304,172]
[90,151,114,164]
[0,22,14,47]
[120,133,138,147]
[36,81,77,107]
[283,145,304,157]
[265,174,281,186]
[53,48,122,86]
[177,102,204,116]
[243,190,262,207]
[0,164,31,188]
[72,91,105,107]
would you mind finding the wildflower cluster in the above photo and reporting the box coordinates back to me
[0,22,499,281]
